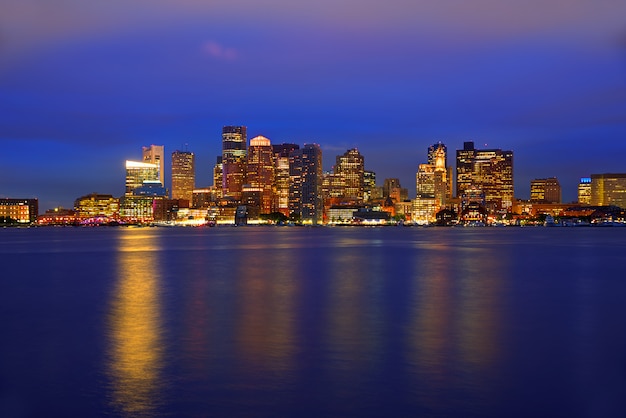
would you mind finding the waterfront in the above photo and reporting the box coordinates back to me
[1,227,625,417]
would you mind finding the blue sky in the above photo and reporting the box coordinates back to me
[1,0,625,210]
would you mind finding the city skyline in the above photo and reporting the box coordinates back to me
[2,1,626,209]
[2,131,626,212]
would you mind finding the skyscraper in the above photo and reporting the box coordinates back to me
[289,144,323,224]
[335,148,365,203]
[171,150,195,203]
[428,142,452,200]
[414,164,437,223]
[125,160,159,195]
[222,126,247,200]
[578,177,592,204]
[245,135,275,214]
[213,156,223,199]
[456,141,514,212]
[273,143,299,217]
[142,145,165,186]
[364,170,376,202]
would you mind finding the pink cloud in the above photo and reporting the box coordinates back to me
[202,40,238,60]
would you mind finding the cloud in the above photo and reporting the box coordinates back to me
[202,40,238,60]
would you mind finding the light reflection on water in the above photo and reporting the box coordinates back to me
[4,227,622,416]
[107,231,165,417]
[234,233,297,381]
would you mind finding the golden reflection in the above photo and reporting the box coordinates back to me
[409,247,452,385]
[108,230,164,416]
[235,232,297,379]
[326,247,382,381]
[409,241,503,402]
[456,250,502,371]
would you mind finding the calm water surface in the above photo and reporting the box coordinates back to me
[1,227,625,417]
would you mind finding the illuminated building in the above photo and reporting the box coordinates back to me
[412,142,448,224]
[578,177,592,204]
[590,173,626,209]
[132,180,167,197]
[456,141,513,213]
[322,172,346,201]
[414,164,437,224]
[142,145,164,186]
[0,198,38,223]
[273,143,299,217]
[74,193,120,219]
[222,125,247,200]
[153,199,186,221]
[364,170,376,202]
[335,148,365,203]
[459,187,488,223]
[327,205,362,223]
[119,196,158,222]
[192,187,220,208]
[530,177,561,203]
[213,156,223,199]
[36,208,77,226]
[245,135,275,214]
[171,150,195,203]
[428,142,453,199]
[125,161,159,196]
[289,144,323,224]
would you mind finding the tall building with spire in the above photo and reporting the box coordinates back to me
[142,145,165,186]
[171,150,195,203]
[456,141,513,212]
[222,126,247,200]
[428,142,453,199]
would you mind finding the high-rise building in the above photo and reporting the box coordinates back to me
[590,173,626,208]
[322,171,346,212]
[289,144,323,224]
[171,150,195,203]
[245,135,275,214]
[364,170,376,202]
[213,156,223,199]
[413,164,437,223]
[335,148,365,203]
[456,141,514,212]
[273,143,299,217]
[578,177,592,204]
[125,160,159,195]
[530,177,561,203]
[428,142,453,199]
[142,145,165,186]
[222,126,247,200]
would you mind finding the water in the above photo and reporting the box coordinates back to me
[1,226,625,417]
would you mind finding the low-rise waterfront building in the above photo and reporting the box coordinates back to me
[0,198,38,223]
